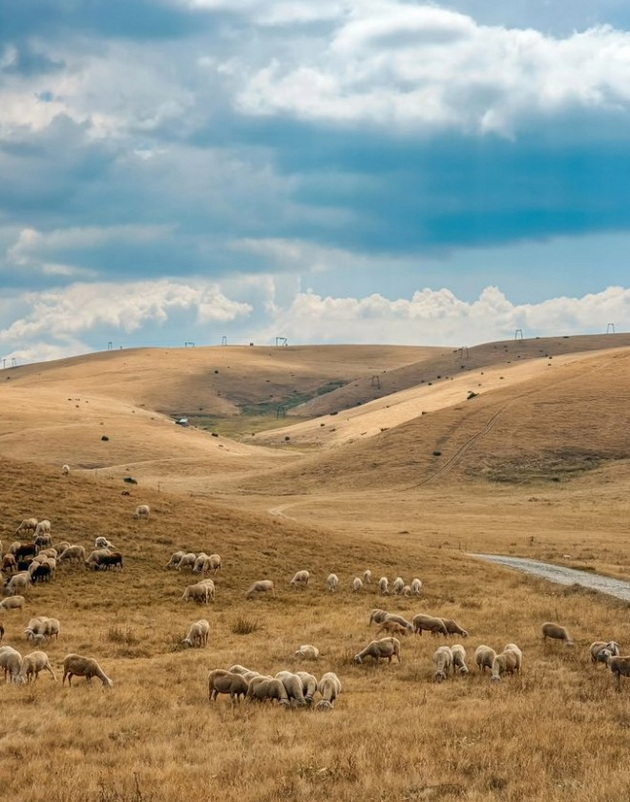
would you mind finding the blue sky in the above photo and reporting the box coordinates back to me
[2,0,630,362]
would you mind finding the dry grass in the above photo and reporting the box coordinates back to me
[4,340,630,801]
[2,459,630,802]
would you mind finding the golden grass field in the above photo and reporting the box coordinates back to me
[2,338,630,802]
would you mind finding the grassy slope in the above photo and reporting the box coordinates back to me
[1,460,630,802]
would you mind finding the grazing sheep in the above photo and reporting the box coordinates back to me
[208,669,250,702]
[193,553,210,573]
[296,671,319,705]
[475,645,497,673]
[391,577,405,595]
[491,651,521,682]
[541,622,574,646]
[16,519,38,536]
[353,636,401,665]
[19,650,56,682]
[504,643,523,672]
[34,520,51,537]
[59,545,86,564]
[61,464,70,476]
[246,580,275,599]
[182,619,210,648]
[96,552,123,571]
[85,549,111,569]
[34,533,52,550]
[2,554,17,573]
[208,554,222,573]
[590,641,620,664]
[276,671,308,706]
[451,644,469,674]
[0,595,25,611]
[246,676,290,706]
[326,573,339,593]
[412,614,448,637]
[294,644,320,661]
[166,551,185,569]
[382,614,414,633]
[376,620,410,638]
[606,654,630,690]
[410,578,423,595]
[0,646,23,683]
[133,504,150,520]
[95,537,114,550]
[227,664,257,676]
[317,671,342,707]
[433,646,454,682]
[352,577,363,593]
[176,553,197,571]
[401,585,412,597]
[62,654,113,688]
[14,543,37,561]
[363,570,372,585]
[442,619,469,638]
[369,609,389,626]
[182,583,212,604]
[378,577,390,595]
[6,571,31,596]
[290,570,310,588]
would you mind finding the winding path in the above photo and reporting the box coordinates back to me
[470,554,630,602]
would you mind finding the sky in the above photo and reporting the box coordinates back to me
[3,0,630,363]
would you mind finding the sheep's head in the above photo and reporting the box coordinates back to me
[353,655,363,665]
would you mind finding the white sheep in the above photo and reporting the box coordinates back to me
[276,671,308,706]
[19,650,56,682]
[391,577,405,595]
[85,549,111,569]
[95,537,114,550]
[412,614,448,636]
[433,646,453,682]
[6,571,31,596]
[325,573,339,592]
[61,464,70,476]
[15,519,38,536]
[176,553,197,571]
[363,570,372,585]
[62,654,113,688]
[133,504,150,520]
[59,545,86,563]
[451,644,469,674]
[382,613,413,633]
[606,654,630,690]
[353,637,401,665]
[246,676,290,706]
[165,551,185,569]
[504,643,523,672]
[193,553,210,573]
[208,554,222,573]
[441,618,469,638]
[34,519,51,537]
[227,664,257,676]
[376,620,410,638]
[475,644,497,673]
[296,671,318,705]
[208,669,250,702]
[378,576,389,595]
[590,641,620,664]
[410,578,423,595]
[541,622,574,646]
[0,595,25,611]
[181,583,212,604]
[0,646,23,683]
[369,609,389,626]
[401,585,411,597]
[289,570,310,588]
[246,580,275,599]
[317,671,342,708]
[294,644,320,661]
[490,644,523,682]
[182,619,210,648]
[352,577,363,593]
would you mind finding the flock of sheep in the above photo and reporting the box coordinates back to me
[2,498,630,706]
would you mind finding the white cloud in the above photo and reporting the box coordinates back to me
[236,4,630,136]
[0,280,252,361]
[252,285,630,345]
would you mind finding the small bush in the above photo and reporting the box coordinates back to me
[105,626,139,646]
[231,616,260,635]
